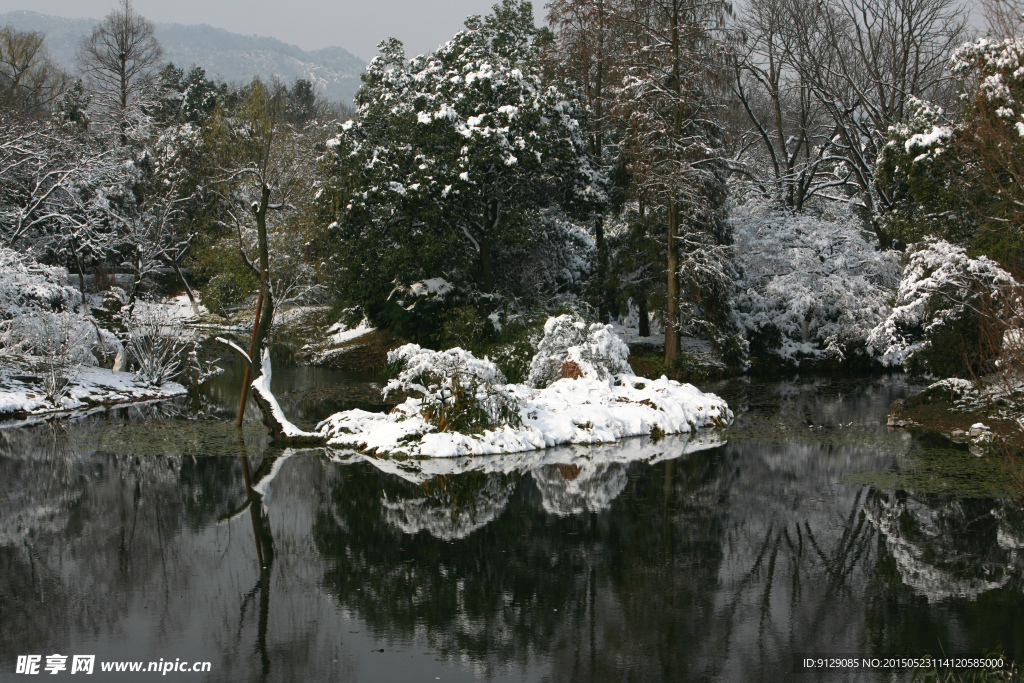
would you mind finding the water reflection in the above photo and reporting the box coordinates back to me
[864,489,1023,602]
[1,376,1022,681]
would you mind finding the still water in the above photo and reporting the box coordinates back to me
[1,367,1022,682]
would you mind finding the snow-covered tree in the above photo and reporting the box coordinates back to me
[613,0,732,363]
[730,0,968,245]
[868,238,1019,375]
[320,0,605,319]
[874,96,969,250]
[0,118,130,295]
[731,198,900,364]
[946,35,1024,274]
[207,78,328,377]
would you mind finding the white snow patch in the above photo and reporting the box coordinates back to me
[251,349,321,440]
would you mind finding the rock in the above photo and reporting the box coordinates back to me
[969,423,990,437]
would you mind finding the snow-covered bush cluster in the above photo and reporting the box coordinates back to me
[730,200,900,363]
[950,36,1024,135]
[0,248,121,370]
[527,314,631,388]
[385,344,521,433]
[867,238,1020,374]
[0,247,82,315]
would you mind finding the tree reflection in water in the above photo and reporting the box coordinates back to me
[239,443,275,681]
[1,376,1023,680]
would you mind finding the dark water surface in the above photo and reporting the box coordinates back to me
[1,369,1022,682]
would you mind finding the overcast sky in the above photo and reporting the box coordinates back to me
[0,0,535,61]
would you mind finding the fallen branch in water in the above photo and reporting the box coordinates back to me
[248,348,327,446]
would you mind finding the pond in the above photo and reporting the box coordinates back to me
[1,366,1022,682]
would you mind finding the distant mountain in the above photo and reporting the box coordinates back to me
[0,10,367,104]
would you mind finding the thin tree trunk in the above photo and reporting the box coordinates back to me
[171,260,200,317]
[480,240,494,294]
[596,216,609,323]
[638,293,650,338]
[665,6,682,367]
[665,201,680,365]
[74,251,87,314]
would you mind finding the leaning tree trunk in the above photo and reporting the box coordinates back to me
[241,184,327,446]
[171,260,201,317]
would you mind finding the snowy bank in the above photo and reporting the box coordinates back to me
[0,366,186,418]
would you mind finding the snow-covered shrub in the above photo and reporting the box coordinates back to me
[527,314,631,388]
[385,344,521,433]
[124,305,198,386]
[0,249,122,370]
[5,311,92,402]
[730,199,900,363]
[0,248,81,315]
[867,238,1020,375]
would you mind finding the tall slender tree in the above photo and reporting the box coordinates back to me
[615,0,731,364]
[77,0,162,144]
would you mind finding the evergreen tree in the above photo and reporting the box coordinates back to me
[319,0,605,329]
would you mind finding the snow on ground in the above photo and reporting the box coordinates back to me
[0,367,187,418]
[610,322,666,348]
[324,317,374,345]
[133,294,207,321]
[316,374,731,458]
[300,316,378,365]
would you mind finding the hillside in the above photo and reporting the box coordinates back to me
[0,10,367,104]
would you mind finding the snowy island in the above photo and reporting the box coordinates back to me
[249,315,733,457]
